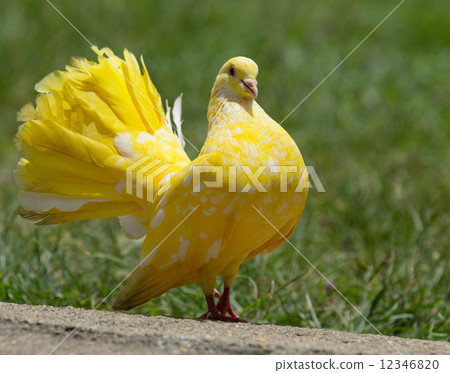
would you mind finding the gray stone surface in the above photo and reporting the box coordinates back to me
[0,302,448,354]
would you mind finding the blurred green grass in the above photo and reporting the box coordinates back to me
[0,0,448,341]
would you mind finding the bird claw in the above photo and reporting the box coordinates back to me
[196,311,247,323]
[195,288,247,322]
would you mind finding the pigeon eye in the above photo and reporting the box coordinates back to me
[229,67,235,76]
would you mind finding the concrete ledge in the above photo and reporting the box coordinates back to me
[0,302,448,354]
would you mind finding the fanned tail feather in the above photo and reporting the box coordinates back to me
[15,46,189,234]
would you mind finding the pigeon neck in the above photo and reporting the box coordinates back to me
[207,87,254,129]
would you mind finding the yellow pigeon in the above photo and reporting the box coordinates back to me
[15,47,308,321]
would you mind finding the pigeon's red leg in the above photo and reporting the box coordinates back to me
[216,287,246,321]
[197,293,218,320]
[197,292,246,322]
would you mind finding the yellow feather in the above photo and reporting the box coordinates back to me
[16,47,187,230]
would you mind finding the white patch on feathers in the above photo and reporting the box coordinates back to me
[114,179,126,194]
[136,132,153,143]
[19,191,106,213]
[115,157,127,168]
[150,209,166,229]
[120,214,147,239]
[177,236,190,260]
[222,203,233,214]
[114,132,134,158]
[158,193,168,208]
[165,94,186,149]
[160,236,190,268]
[204,238,223,263]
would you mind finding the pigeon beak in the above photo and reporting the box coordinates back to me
[242,78,258,98]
